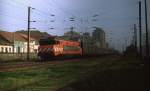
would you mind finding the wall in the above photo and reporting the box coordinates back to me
[0,42,39,53]
[0,53,39,61]
[24,42,39,53]
[0,45,13,53]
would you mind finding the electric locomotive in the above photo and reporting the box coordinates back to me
[38,36,82,60]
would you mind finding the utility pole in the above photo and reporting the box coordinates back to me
[80,32,84,55]
[27,7,35,61]
[70,26,74,31]
[13,32,15,54]
[125,38,128,51]
[139,1,142,59]
[27,7,31,61]
[70,27,74,40]
[144,0,149,58]
[134,24,137,50]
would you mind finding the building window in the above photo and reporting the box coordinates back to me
[9,48,11,53]
[5,48,8,53]
[18,47,21,53]
[1,47,4,53]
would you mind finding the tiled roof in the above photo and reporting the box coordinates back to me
[16,30,50,41]
[0,31,35,45]
[18,33,35,41]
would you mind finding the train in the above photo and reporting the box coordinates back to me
[37,36,116,60]
[38,36,82,60]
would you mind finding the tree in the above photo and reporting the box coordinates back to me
[63,30,80,41]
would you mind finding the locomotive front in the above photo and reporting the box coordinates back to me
[38,37,58,60]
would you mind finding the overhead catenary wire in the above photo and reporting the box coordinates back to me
[4,0,56,30]
[9,0,78,24]
[1,0,87,34]
[3,0,26,9]
[34,8,55,17]
[44,0,77,19]
[51,0,76,17]
[9,0,59,27]
[10,0,28,7]
[42,0,82,33]
[9,0,54,18]
[0,13,27,22]
[12,0,55,17]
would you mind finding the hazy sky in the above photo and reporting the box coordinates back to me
[0,0,150,51]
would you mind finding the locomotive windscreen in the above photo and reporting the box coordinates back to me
[39,39,56,45]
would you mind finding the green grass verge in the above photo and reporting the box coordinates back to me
[0,56,142,91]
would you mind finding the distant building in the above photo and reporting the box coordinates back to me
[82,32,93,45]
[92,27,106,48]
[82,32,94,54]
[82,32,91,40]
[0,31,38,53]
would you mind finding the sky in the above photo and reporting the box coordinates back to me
[0,0,150,51]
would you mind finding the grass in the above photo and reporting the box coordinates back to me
[0,56,144,91]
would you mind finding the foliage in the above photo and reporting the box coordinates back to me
[93,27,104,31]
[63,31,80,41]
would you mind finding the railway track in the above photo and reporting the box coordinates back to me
[0,58,83,72]
[0,55,121,72]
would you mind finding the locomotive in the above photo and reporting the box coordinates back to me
[38,36,82,60]
[38,36,116,60]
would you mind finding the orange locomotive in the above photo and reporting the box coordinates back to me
[38,36,82,60]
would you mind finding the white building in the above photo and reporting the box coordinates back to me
[0,31,39,53]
